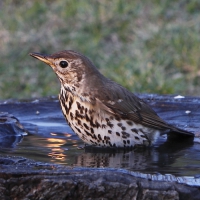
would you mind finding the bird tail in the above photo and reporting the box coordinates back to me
[168,126,194,138]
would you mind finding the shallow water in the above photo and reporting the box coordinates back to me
[0,95,200,177]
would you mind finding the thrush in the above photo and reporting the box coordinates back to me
[30,50,194,148]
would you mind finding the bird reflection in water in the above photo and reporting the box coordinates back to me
[73,149,150,170]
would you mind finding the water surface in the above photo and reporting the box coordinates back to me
[0,95,199,177]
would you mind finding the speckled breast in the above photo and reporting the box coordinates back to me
[59,90,155,148]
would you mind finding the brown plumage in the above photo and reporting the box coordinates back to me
[30,50,194,148]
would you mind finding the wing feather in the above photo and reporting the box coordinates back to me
[95,82,174,130]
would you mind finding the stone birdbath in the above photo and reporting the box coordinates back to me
[0,94,200,200]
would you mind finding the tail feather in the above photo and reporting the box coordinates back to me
[169,126,194,138]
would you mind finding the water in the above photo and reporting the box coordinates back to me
[0,132,199,176]
[0,96,200,177]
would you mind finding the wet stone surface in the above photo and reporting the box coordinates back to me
[0,112,26,148]
[0,94,200,199]
[0,155,199,200]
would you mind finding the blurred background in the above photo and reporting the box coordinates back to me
[0,0,200,99]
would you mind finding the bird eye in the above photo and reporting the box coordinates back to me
[59,61,68,68]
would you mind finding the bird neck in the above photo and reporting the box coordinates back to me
[60,84,92,103]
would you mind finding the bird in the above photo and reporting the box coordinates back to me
[30,50,194,148]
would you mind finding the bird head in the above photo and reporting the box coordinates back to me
[30,50,103,93]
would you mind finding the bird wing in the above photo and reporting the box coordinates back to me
[85,76,193,136]
[95,81,174,130]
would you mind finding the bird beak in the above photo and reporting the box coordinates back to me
[29,52,52,66]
